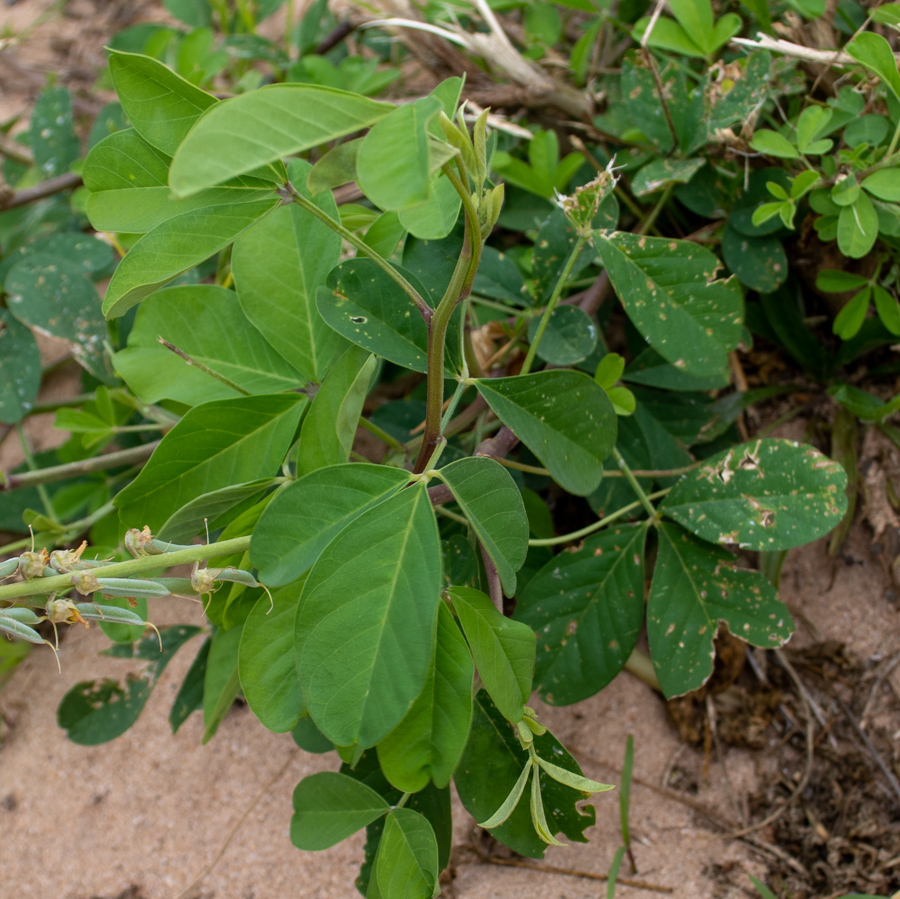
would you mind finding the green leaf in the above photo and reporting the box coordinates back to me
[203,623,242,743]
[109,49,217,155]
[623,347,729,391]
[515,524,647,705]
[635,17,705,57]
[397,173,462,241]
[0,309,41,425]
[708,52,771,135]
[296,483,441,747]
[58,626,200,745]
[377,603,473,792]
[357,97,442,212]
[832,174,860,207]
[292,716,334,753]
[873,284,900,335]
[526,305,598,366]
[296,346,375,476]
[290,771,390,850]
[455,690,596,858]
[169,84,393,196]
[373,809,439,899]
[251,463,410,586]
[448,586,535,723]
[114,394,305,531]
[815,269,868,292]
[113,285,305,405]
[833,287,871,339]
[239,583,305,733]
[631,158,706,197]
[169,637,210,734]
[316,259,433,372]
[5,255,112,383]
[648,522,794,697]
[872,2,900,24]
[847,33,900,104]
[594,232,743,377]
[307,138,361,195]
[749,129,799,159]
[29,86,79,180]
[478,758,533,828]
[837,192,879,259]
[102,198,281,318]
[862,168,900,202]
[721,226,788,293]
[232,159,345,382]
[474,371,617,496]
[661,438,848,550]
[795,106,832,153]
[791,170,820,199]
[535,756,613,794]
[436,457,528,596]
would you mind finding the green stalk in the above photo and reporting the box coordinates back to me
[413,165,484,473]
[290,192,432,321]
[358,416,406,453]
[0,536,252,603]
[16,424,57,523]
[613,448,659,521]
[520,235,587,376]
[528,490,668,547]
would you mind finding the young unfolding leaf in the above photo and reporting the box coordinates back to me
[594,232,743,377]
[478,759,533,828]
[474,371,616,496]
[647,522,794,697]
[661,438,848,550]
[377,602,474,792]
[115,394,306,531]
[448,587,535,723]
[239,582,305,733]
[251,463,410,586]
[516,525,647,705]
[296,345,375,476]
[435,457,528,596]
[296,483,441,748]
[455,690,595,858]
[290,771,390,851]
[534,756,613,795]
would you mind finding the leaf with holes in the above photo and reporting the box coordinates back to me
[515,524,647,706]
[594,232,743,377]
[660,438,848,550]
[647,522,794,697]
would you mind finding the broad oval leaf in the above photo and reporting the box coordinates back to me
[290,771,390,851]
[648,522,795,698]
[594,231,743,377]
[515,524,647,706]
[0,309,40,425]
[526,304,598,366]
[721,225,788,293]
[114,393,306,531]
[373,808,439,899]
[169,85,394,197]
[239,582,306,733]
[660,438,848,550]
[232,159,345,381]
[377,602,474,792]
[109,49,217,155]
[296,482,442,748]
[436,457,528,596]
[251,462,410,587]
[316,259,432,373]
[102,198,281,318]
[29,86,79,180]
[474,371,617,496]
[448,587,535,723]
[454,690,596,858]
[113,285,306,406]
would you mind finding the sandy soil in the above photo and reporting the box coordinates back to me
[2,3,900,899]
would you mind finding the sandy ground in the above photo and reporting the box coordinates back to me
[2,3,900,898]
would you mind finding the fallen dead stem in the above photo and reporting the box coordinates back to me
[482,855,673,894]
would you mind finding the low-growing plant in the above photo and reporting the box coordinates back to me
[3,0,900,893]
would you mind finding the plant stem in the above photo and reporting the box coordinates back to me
[520,235,587,376]
[16,424,57,522]
[613,448,659,521]
[0,536,252,603]
[636,184,673,236]
[357,417,406,453]
[489,456,550,476]
[413,165,484,473]
[528,490,668,547]
[1,441,160,491]
[290,191,433,322]
[605,463,697,478]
